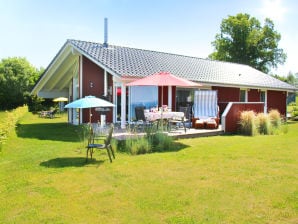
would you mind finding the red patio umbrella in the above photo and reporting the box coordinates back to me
[126,71,202,107]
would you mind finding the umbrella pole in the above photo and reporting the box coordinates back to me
[89,108,91,124]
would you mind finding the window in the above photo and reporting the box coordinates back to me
[260,91,266,102]
[260,90,267,113]
[129,86,158,120]
[176,88,194,108]
[240,89,247,102]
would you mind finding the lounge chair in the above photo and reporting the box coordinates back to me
[192,90,219,129]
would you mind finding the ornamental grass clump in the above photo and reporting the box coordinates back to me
[268,109,282,128]
[151,132,173,152]
[239,110,258,136]
[257,113,271,135]
[125,136,152,155]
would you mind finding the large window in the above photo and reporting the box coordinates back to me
[115,86,128,122]
[129,86,158,121]
[176,88,194,109]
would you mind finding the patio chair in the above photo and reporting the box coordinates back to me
[46,108,58,119]
[134,106,153,130]
[167,106,190,133]
[86,124,115,163]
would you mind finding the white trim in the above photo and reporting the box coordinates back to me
[121,84,126,129]
[70,44,121,79]
[168,86,172,109]
[221,102,233,132]
[104,70,108,96]
[31,43,73,95]
[201,82,296,92]
[79,55,83,124]
[260,90,267,113]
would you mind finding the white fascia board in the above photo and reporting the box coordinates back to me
[201,81,295,92]
[31,42,73,95]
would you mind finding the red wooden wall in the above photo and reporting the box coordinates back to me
[158,86,176,110]
[212,86,240,117]
[81,56,113,123]
[248,89,260,102]
[267,90,287,116]
[213,87,286,119]
[223,102,264,133]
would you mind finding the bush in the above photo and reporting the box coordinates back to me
[125,136,152,155]
[0,106,28,150]
[291,106,298,121]
[239,110,258,136]
[239,110,285,136]
[115,128,174,155]
[268,109,282,128]
[256,113,271,135]
[27,95,56,113]
[151,132,173,152]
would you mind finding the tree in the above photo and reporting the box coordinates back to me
[272,71,298,86]
[0,57,41,110]
[209,13,286,73]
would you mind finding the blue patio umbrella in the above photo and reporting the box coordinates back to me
[64,95,115,123]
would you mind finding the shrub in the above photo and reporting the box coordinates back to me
[256,113,271,135]
[0,106,27,150]
[268,109,281,128]
[115,128,174,155]
[125,136,152,155]
[151,132,173,152]
[291,106,298,121]
[239,110,258,136]
[239,109,286,136]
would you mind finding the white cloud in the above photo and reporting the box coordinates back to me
[259,0,288,22]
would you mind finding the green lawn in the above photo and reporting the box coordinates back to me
[0,111,297,224]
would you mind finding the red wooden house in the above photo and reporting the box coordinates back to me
[31,39,296,131]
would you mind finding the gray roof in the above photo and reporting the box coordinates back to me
[69,39,296,91]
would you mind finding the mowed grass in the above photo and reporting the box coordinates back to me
[0,112,297,224]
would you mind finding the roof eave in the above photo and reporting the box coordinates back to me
[31,40,72,95]
[201,81,297,92]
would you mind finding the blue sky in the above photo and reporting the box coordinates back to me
[0,0,297,76]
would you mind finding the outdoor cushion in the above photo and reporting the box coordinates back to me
[206,119,217,129]
[195,119,205,129]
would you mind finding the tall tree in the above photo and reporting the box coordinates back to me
[0,57,41,110]
[209,13,286,73]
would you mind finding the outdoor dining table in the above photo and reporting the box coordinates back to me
[144,111,185,121]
